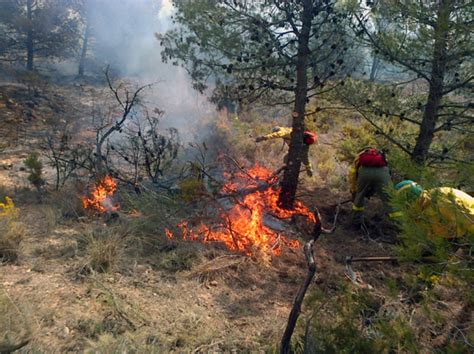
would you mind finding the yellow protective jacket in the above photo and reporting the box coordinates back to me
[261,127,293,144]
[349,150,368,194]
[417,187,474,239]
[260,127,312,173]
[348,156,360,194]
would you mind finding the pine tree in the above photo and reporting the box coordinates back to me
[159,0,355,208]
[353,0,473,164]
[0,0,79,70]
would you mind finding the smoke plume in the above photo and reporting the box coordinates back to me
[87,0,215,141]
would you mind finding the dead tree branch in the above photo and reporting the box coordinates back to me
[95,67,150,175]
[281,211,322,354]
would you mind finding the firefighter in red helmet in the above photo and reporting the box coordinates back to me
[256,126,317,177]
[349,147,392,226]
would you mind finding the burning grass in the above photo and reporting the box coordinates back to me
[166,165,316,257]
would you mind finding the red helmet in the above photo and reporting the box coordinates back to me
[303,131,317,145]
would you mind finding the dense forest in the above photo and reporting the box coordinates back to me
[0,0,472,352]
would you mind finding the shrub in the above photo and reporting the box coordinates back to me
[178,177,206,202]
[387,148,438,186]
[158,247,198,272]
[298,286,420,353]
[0,197,24,263]
[48,185,86,219]
[337,121,377,163]
[23,153,45,195]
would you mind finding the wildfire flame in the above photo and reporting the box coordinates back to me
[82,175,119,214]
[165,165,316,256]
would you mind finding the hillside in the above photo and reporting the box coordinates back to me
[1,76,471,352]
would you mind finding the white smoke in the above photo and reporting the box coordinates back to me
[158,0,174,22]
[87,0,215,142]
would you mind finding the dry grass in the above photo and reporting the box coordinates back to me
[0,220,24,262]
[32,235,78,260]
[78,224,131,273]
[37,204,61,235]
[189,254,250,283]
[157,244,201,272]
[48,187,87,220]
[0,288,33,353]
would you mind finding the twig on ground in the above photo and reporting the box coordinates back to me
[192,340,224,353]
[92,277,138,330]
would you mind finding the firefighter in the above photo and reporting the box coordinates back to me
[255,126,317,177]
[393,180,474,239]
[349,147,392,225]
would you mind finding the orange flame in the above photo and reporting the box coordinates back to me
[166,165,316,256]
[82,175,119,213]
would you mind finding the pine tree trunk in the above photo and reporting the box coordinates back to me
[278,0,313,209]
[412,0,451,163]
[369,55,380,81]
[26,0,34,71]
[78,20,90,77]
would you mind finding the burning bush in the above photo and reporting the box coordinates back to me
[82,175,119,214]
[0,197,24,263]
[166,165,316,257]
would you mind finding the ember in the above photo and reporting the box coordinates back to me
[82,175,119,213]
[165,165,316,256]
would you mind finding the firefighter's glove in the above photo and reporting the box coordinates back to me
[255,136,266,143]
[306,168,313,177]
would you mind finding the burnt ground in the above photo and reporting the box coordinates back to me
[1,80,468,352]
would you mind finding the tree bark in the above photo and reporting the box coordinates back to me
[412,0,451,163]
[278,0,313,209]
[369,54,380,81]
[78,19,90,77]
[26,0,34,70]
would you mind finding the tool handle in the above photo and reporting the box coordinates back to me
[346,256,398,263]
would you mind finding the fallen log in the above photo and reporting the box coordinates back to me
[217,180,278,199]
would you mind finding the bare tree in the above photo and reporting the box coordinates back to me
[43,122,93,190]
[94,68,149,175]
[109,108,180,188]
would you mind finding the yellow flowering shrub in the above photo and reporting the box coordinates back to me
[0,197,24,262]
[0,197,19,219]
